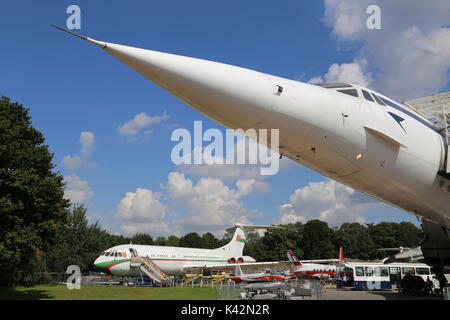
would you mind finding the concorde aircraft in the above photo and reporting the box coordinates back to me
[52,26,450,285]
[93,224,282,282]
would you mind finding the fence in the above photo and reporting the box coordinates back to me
[34,272,125,286]
[215,278,324,300]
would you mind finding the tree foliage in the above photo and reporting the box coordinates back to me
[301,220,336,259]
[130,233,153,245]
[45,205,123,273]
[0,97,69,286]
[179,232,203,248]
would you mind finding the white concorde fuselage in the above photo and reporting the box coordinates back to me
[60,31,450,229]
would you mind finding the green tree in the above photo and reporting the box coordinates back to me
[153,236,167,246]
[301,220,336,259]
[45,205,114,273]
[254,227,297,261]
[166,235,180,247]
[201,232,221,249]
[366,222,423,259]
[179,232,203,248]
[0,97,69,286]
[242,231,260,258]
[334,223,378,260]
[393,222,423,248]
[368,222,398,253]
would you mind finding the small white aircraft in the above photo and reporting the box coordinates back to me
[287,248,344,279]
[53,26,450,284]
[93,224,282,281]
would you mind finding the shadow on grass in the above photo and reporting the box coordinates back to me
[0,287,54,300]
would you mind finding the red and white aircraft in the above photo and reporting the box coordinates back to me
[287,248,344,279]
[228,264,296,283]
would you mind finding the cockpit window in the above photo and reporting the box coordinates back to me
[362,89,374,102]
[314,82,352,89]
[105,252,110,256]
[372,93,386,106]
[337,89,359,98]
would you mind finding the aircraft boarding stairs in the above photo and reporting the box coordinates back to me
[130,256,169,284]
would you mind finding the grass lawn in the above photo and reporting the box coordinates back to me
[0,285,216,300]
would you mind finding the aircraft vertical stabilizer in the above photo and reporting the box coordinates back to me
[339,247,345,262]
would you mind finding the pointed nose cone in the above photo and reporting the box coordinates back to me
[101,42,276,129]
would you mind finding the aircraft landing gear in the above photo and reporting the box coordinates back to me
[421,219,450,293]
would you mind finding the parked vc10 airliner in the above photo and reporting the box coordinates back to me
[52,26,450,284]
[93,224,281,281]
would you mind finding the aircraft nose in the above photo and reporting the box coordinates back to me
[102,42,276,130]
[92,257,105,272]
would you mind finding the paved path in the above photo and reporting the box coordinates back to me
[319,288,442,300]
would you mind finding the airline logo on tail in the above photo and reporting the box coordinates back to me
[235,235,247,243]
[287,250,302,266]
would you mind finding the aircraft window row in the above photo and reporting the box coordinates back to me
[315,83,438,133]
[337,89,359,98]
[360,88,386,106]
[313,269,332,272]
[103,251,127,257]
[151,254,170,258]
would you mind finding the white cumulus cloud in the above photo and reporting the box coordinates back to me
[115,170,270,237]
[116,188,170,236]
[63,131,96,169]
[309,59,373,87]
[276,179,378,226]
[318,0,450,100]
[117,111,169,139]
[63,174,94,204]
[164,172,266,234]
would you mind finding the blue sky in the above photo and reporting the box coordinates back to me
[2,1,449,236]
